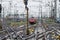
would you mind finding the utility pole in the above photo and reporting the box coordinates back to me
[0,0,2,19]
[54,0,57,20]
[9,0,12,14]
[0,4,1,19]
[51,1,54,19]
[41,4,42,25]
[0,0,2,30]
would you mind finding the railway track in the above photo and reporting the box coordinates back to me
[0,21,60,40]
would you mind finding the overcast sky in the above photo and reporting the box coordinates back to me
[0,0,53,17]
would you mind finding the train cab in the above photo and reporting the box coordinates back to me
[29,17,37,25]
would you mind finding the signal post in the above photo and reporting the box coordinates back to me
[23,0,29,35]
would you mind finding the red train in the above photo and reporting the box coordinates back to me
[29,17,37,25]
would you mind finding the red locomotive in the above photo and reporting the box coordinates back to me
[29,17,37,25]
